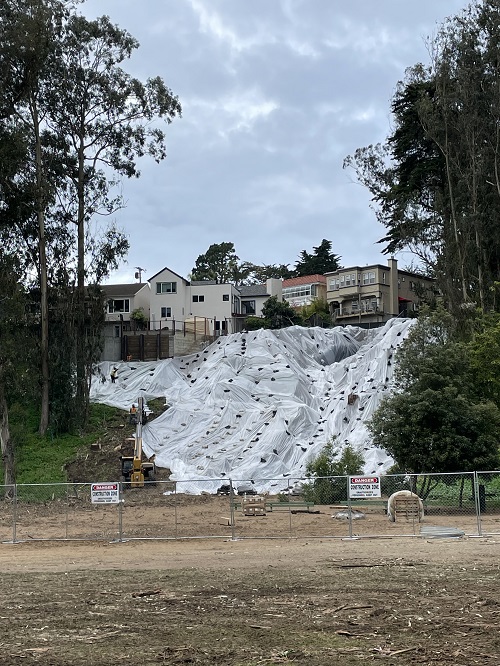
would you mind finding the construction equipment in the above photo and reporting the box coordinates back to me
[120,397,156,488]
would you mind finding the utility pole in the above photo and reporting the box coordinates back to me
[135,267,147,283]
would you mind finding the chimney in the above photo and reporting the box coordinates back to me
[388,258,398,317]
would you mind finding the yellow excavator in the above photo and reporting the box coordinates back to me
[120,396,156,488]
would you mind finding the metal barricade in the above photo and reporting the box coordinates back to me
[0,471,496,543]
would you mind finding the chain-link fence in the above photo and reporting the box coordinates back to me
[1,471,498,543]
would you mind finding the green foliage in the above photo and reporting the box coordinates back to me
[261,296,303,329]
[130,307,148,329]
[345,2,500,314]
[0,1,181,435]
[468,313,500,408]
[244,316,265,331]
[191,242,239,284]
[246,263,293,282]
[301,299,332,327]
[293,239,341,277]
[369,311,500,474]
[302,442,364,504]
[4,402,123,484]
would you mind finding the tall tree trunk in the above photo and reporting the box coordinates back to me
[75,133,87,420]
[0,382,15,489]
[443,124,468,304]
[30,95,50,435]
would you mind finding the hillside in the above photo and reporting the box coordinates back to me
[90,319,413,493]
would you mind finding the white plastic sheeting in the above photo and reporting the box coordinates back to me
[90,318,414,494]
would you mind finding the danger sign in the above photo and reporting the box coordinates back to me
[91,483,120,504]
[349,476,381,498]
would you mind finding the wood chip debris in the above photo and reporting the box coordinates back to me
[132,589,162,598]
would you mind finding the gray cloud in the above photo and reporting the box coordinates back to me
[82,0,467,280]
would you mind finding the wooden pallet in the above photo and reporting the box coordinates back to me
[393,497,422,521]
[242,495,266,516]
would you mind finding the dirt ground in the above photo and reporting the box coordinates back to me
[2,528,500,666]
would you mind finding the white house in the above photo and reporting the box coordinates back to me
[148,267,242,335]
[101,282,150,336]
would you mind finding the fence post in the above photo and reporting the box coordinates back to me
[229,478,236,541]
[65,483,69,540]
[474,471,482,536]
[118,485,124,543]
[288,478,292,537]
[174,481,178,540]
[347,476,354,539]
[12,483,17,544]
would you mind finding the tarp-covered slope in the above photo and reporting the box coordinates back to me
[90,318,413,493]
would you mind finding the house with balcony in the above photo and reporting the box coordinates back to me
[326,258,435,326]
[282,274,327,308]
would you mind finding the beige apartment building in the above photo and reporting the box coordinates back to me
[325,258,435,326]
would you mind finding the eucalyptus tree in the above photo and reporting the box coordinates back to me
[0,1,182,433]
[0,0,68,434]
[345,1,500,317]
[40,12,181,416]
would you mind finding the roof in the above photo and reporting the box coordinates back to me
[191,280,217,286]
[101,283,149,297]
[239,284,268,297]
[282,274,326,288]
[147,266,189,284]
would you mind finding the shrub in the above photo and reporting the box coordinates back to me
[302,441,364,504]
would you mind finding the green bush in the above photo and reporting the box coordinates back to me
[302,441,364,504]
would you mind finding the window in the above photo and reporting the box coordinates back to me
[114,325,120,338]
[329,279,339,290]
[192,294,205,303]
[363,271,375,284]
[156,281,177,294]
[107,298,130,313]
[344,273,356,287]
[241,300,256,315]
[382,272,386,283]
[161,307,172,318]
[215,320,227,331]
[282,285,312,299]
[223,294,229,301]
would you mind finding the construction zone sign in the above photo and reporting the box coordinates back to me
[349,476,381,499]
[91,483,120,504]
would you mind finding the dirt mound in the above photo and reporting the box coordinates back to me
[65,400,171,484]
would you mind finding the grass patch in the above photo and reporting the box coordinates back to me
[5,402,125,485]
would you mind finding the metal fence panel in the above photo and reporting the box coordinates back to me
[14,484,70,541]
[0,471,493,542]
[476,471,500,535]
[0,485,15,542]
[65,483,121,541]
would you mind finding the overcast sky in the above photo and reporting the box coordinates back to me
[81,0,468,284]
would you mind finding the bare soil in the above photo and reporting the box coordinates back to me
[2,530,500,666]
[5,404,500,665]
